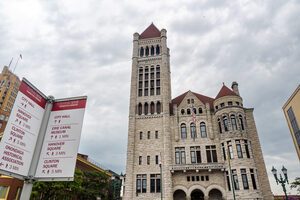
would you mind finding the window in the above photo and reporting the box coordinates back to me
[198,108,203,114]
[227,141,234,159]
[0,186,9,199]
[244,140,250,158]
[156,155,159,164]
[181,109,185,115]
[139,156,142,165]
[192,176,195,181]
[145,46,149,56]
[144,88,148,96]
[151,67,154,72]
[241,169,249,189]
[145,81,148,88]
[157,102,161,114]
[187,109,191,115]
[156,45,160,55]
[156,79,160,87]
[150,88,154,96]
[139,81,142,89]
[191,99,194,104]
[231,115,237,131]
[226,171,231,191]
[236,101,240,105]
[145,73,149,80]
[151,73,154,79]
[190,146,201,163]
[221,143,226,161]
[138,89,142,97]
[147,156,150,165]
[192,107,196,114]
[147,131,150,139]
[150,80,154,87]
[187,176,190,181]
[175,147,186,164]
[223,116,229,131]
[187,99,190,104]
[156,87,160,95]
[139,74,143,81]
[206,176,209,181]
[215,106,218,110]
[139,132,143,140]
[200,122,207,137]
[0,115,4,120]
[150,102,155,114]
[287,107,300,147]
[140,47,144,57]
[238,115,244,130]
[221,103,225,107]
[156,72,160,78]
[155,131,158,139]
[150,174,161,193]
[196,176,200,181]
[138,103,142,115]
[156,65,160,71]
[236,140,243,158]
[137,174,147,193]
[151,46,155,56]
[181,123,187,139]
[206,145,217,163]
[232,169,240,190]
[250,169,257,189]
[144,103,148,115]
[145,67,149,72]
[190,123,197,138]
[201,176,204,181]
[218,118,222,133]
[228,101,233,106]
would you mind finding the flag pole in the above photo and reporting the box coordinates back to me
[8,58,13,69]
[160,152,163,200]
[227,151,236,200]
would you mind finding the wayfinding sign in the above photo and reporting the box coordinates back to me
[0,80,47,177]
[35,98,86,179]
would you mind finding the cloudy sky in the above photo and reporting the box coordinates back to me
[0,0,299,195]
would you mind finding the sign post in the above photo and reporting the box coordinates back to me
[0,78,87,200]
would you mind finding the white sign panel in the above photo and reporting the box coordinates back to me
[0,81,46,177]
[35,99,86,178]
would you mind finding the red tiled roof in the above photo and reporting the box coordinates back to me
[170,91,215,114]
[139,23,161,39]
[215,84,238,99]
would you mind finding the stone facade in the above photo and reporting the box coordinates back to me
[124,24,273,200]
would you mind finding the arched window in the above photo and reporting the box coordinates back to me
[187,109,191,115]
[218,118,222,133]
[145,46,149,56]
[156,45,160,55]
[190,123,197,139]
[200,122,207,137]
[223,116,229,131]
[151,46,154,56]
[150,102,155,114]
[181,109,185,115]
[157,102,161,114]
[199,107,203,114]
[192,107,197,114]
[140,47,144,57]
[231,115,237,130]
[238,115,244,130]
[181,123,187,139]
[138,103,142,115]
[144,103,148,115]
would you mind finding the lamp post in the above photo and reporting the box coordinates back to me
[271,166,289,200]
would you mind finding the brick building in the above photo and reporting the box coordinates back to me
[124,24,273,200]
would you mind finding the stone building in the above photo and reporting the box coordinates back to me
[124,24,273,200]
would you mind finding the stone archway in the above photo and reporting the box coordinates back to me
[174,189,187,200]
[208,189,222,200]
[191,189,204,200]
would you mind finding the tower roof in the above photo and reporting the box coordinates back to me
[139,23,161,39]
[215,84,238,99]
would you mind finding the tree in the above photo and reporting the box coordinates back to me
[290,177,300,194]
[31,169,109,200]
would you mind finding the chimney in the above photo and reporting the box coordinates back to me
[231,81,240,96]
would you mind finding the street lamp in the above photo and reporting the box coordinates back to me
[271,166,289,200]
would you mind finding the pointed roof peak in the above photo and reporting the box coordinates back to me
[139,23,161,39]
[215,83,238,99]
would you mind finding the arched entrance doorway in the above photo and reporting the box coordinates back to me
[191,189,204,200]
[173,189,186,200]
[208,189,222,200]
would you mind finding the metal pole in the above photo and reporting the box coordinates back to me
[19,96,54,200]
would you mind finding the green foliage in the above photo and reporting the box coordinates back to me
[31,169,109,200]
[291,177,300,194]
